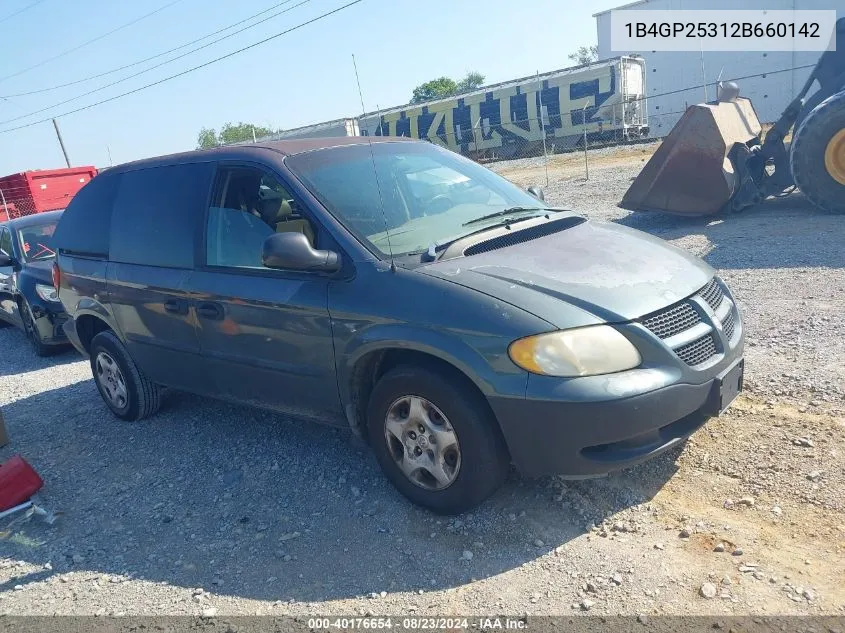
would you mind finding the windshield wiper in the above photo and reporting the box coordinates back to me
[462,207,548,227]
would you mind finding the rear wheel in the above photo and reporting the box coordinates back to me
[790,90,845,213]
[89,331,162,421]
[367,364,509,514]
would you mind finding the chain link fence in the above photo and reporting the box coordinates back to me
[0,184,37,221]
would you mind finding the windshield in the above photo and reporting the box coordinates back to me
[17,221,58,262]
[285,142,545,257]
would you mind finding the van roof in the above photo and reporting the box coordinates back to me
[107,136,417,174]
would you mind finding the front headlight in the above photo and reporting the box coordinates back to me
[35,283,60,303]
[508,326,641,377]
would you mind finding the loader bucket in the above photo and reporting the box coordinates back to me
[620,98,763,216]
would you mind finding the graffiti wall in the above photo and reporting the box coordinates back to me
[359,61,631,156]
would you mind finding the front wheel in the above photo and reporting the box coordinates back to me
[367,364,509,514]
[19,300,51,357]
[790,90,845,213]
[89,330,162,421]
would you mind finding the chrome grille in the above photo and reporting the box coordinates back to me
[642,302,701,339]
[722,309,735,340]
[675,334,717,366]
[699,278,724,311]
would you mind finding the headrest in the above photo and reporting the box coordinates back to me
[258,197,293,224]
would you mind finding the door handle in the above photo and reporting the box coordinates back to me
[164,299,188,315]
[196,302,224,320]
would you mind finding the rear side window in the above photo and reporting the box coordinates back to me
[52,172,121,257]
[110,162,214,269]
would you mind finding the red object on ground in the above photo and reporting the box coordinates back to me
[0,166,97,219]
[0,455,44,511]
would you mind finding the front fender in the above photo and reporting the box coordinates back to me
[329,264,551,435]
[339,322,528,401]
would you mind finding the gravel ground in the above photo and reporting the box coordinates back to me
[1,148,843,617]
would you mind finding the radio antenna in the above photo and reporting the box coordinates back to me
[352,53,395,272]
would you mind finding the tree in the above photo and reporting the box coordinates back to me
[196,127,218,149]
[568,45,599,65]
[196,121,280,149]
[219,122,278,145]
[456,71,485,94]
[410,77,458,104]
[410,72,486,104]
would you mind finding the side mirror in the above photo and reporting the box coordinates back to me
[0,253,13,267]
[527,186,545,202]
[262,232,341,273]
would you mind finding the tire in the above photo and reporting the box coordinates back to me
[790,90,845,213]
[89,330,161,421]
[19,299,51,357]
[366,364,509,515]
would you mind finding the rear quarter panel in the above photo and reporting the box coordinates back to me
[57,254,113,327]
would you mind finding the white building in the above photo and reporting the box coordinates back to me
[595,0,842,135]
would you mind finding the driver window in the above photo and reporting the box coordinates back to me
[206,167,315,268]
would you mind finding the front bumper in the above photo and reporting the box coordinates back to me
[489,275,745,478]
[29,301,70,346]
[490,369,740,478]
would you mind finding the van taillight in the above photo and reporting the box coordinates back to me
[52,261,61,292]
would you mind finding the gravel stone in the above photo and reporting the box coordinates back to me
[700,583,718,599]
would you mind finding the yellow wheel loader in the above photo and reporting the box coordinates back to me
[621,17,845,216]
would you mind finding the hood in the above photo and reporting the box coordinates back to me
[419,220,713,328]
[22,259,55,284]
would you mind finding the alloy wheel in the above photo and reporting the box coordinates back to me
[95,351,129,410]
[383,395,461,491]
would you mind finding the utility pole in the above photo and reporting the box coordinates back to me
[52,118,71,168]
[106,145,113,167]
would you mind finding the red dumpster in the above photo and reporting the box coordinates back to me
[0,166,97,219]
